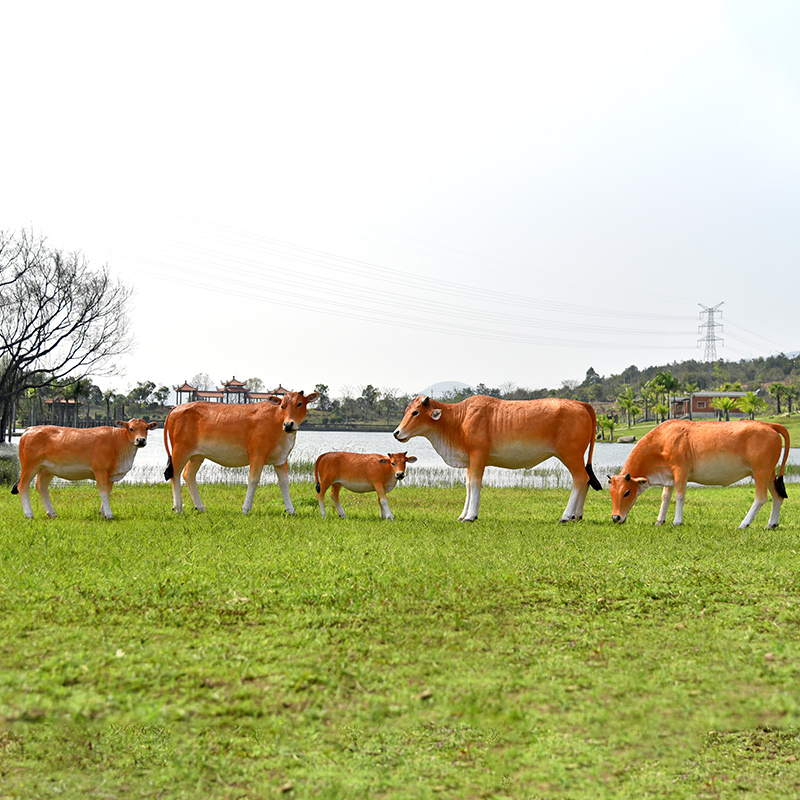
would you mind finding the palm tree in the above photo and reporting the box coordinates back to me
[654,402,670,423]
[616,387,638,427]
[711,396,738,421]
[736,391,768,420]
[768,383,787,414]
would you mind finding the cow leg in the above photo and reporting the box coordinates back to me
[273,461,295,515]
[331,484,346,518]
[560,458,591,522]
[36,471,57,518]
[765,479,784,530]
[656,485,674,526]
[182,456,206,512]
[671,475,689,525]
[95,471,115,520]
[375,484,393,520]
[740,471,771,529]
[460,460,485,521]
[16,468,37,519]
[317,479,329,518]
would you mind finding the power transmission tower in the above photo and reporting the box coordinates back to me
[698,302,724,362]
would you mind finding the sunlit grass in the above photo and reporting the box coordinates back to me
[1,481,799,798]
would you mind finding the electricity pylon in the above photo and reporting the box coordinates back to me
[698,302,724,362]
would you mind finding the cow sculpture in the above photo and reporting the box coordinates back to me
[314,451,417,520]
[163,390,318,514]
[12,419,158,519]
[608,419,790,528]
[393,395,601,521]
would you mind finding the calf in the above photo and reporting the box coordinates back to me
[314,451,417,520]
[608,419,790,528]
[12,419,158,519]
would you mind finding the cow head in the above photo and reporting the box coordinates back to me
[393,396,442,442]
[381,452,418,481]
[116,418,159,448]
[607,472,650,523]
[268,390,320,432]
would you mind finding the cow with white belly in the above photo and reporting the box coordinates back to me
[314,451,417,520]
[608,419,790,528]
[393,395,601,522]
[12,419,158,519]
[163,390,318,514]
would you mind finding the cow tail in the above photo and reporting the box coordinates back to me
[11,481,19,495]
[583,402,603,491]
[769,422,790,500]
[163,410,174,481]
[314,455,322,494]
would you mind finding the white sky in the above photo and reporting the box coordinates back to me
[3,1,799,399]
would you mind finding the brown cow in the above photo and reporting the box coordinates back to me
[11,419,158,519]
[393,395,601,521]
[314,451,417,520]
[163,390,318,514]
[608,419,790,528]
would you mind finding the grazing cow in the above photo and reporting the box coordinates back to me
[314,451,417,520]
[608,419,790,528]
[393,395,601,521]
[11,419,158,519]
[163,390,319,514]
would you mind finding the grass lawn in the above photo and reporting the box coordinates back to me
[1,479,799,799]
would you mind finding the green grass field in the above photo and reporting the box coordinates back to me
[1,479,800,799]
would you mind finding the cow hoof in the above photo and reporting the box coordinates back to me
[767,523,779,530]
[655,521,664,526]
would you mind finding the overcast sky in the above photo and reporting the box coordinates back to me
[3,1,799,399]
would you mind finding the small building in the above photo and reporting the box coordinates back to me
[172,378,289,405]
[671,391,748,420]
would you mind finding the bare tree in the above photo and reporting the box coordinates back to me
[0,229,133,440]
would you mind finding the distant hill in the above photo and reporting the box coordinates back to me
[418,380,472,398]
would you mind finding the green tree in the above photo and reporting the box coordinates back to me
[736,391,768,420]
[711,396,739,421]
[616,387,638,427]
[768,383,787,414]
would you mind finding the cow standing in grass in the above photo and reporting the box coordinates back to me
[393,395,601,522]
[12,419,158,519]
[163,390,318,514]
[608,419,790,528]
[315,451,417,520]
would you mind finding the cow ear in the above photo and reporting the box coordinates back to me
[114,420,127,428]
[147,421,159,430]
[431,409,442,420]
[379,458,389,464]
[406,456,418,463]
[305,392,320,403]
[268,396,281,405]
[633,477,650,487]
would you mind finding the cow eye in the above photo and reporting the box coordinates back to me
[411,410,419,417]
[297,402,302,408]
[623,490,630,497]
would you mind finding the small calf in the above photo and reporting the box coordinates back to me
[314,451,417,520]
[12,419,158,519]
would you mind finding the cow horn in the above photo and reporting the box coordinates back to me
[624,473,631,481]
[421,396,430,406]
